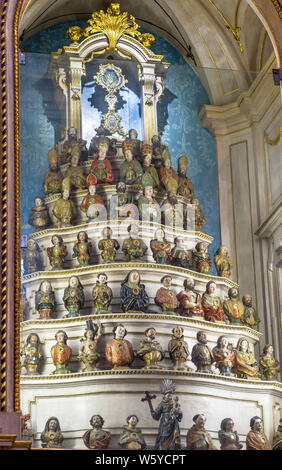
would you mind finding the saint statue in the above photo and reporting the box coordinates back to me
[246,417,271,450]
[177,278,204,318]
[186,414,214,450]
[62,146,86,190]
[51,330,72,375]
[28,196,50,232]
[161,190,184,229]
[171,236,192,269]
[92,273,113,314]
[82,415,111,450]
[81,182,106,223]
[22,238,43,275]
[150,228,172,265]
[234,338,261,380]
[137,327,164,370]
[223,288,245,325]
[151,134,170,169]
[88,124,111,158]
[52,186,76,228]
[141,144,160,188]
[72,230,92,267]
[63,275,85,318]
[218,418,243,450]
[212,335,235,376]
[154,275,179,315]
[192,241,211,274]
[43,148,63,195]
[259,344,280,381]
[124,129,142,161]
[119,415,146,450]
[214,246,232,278]
[191,330,214,374]
[98,227,120,263]
[241,294,260,328]
[159,155,179,194]
[47,234,67,270]
[63,126,88,163]
[272,419,282,450]
[78,320,103,372]
[110,181,136,220]
[120,270,150,313]
[168,326,190,371]
[192,197,206,232]
[122,223,148,261]
[35,280,56,319]
[202,281,225,323]
[20,333,43,375]
[41,417,64,449]
[177,155,194,202]
[138,174,161,222]
[105,324,134,369]
[142,379,182,450]
[120,140,143,185]
[87,137,114,185]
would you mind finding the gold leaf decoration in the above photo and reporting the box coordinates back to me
[84,2,142,51]
[66,26,85,43]
[139,33,155,48]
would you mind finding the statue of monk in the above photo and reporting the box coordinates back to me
[246,417,271,450]
[186,414,214,450]
[119,415,146,450]
[137,328,164,370]
[168,326,190,371]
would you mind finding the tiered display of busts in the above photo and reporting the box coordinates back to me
[20,119,281,448]
[19,3,281,450]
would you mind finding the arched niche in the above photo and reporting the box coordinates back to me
[48,33,170,143]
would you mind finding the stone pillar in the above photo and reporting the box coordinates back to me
[68,58,85,138]
[139,63,164,143]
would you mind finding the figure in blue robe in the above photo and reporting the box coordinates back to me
[120,270,150,313]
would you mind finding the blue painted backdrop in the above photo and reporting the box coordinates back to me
[20,22,220,271]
